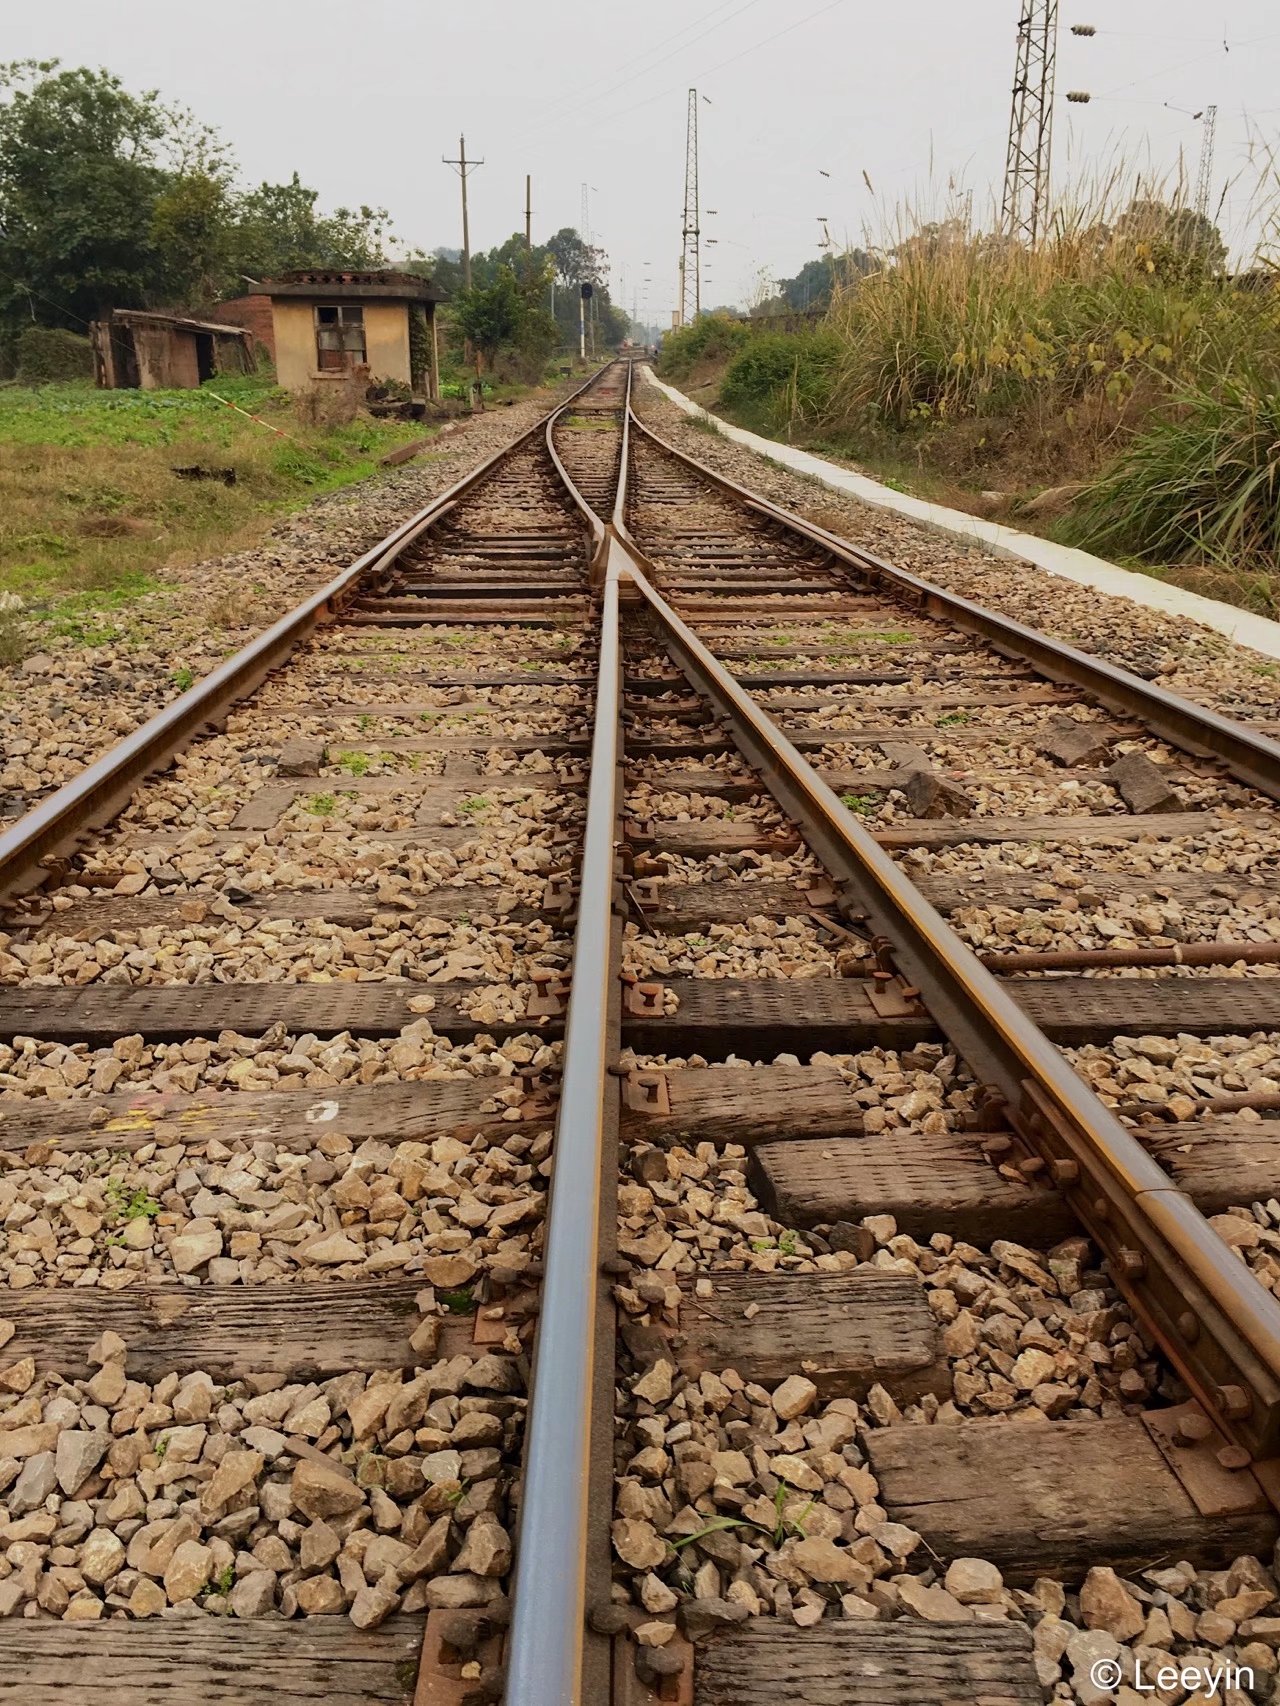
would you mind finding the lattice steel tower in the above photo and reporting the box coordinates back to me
[678,88,701,326]
[1001,1,1059,244]
[1194,104,1218,224]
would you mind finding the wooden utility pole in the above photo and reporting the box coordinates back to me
[443,135,484,287]
[525,175,533,252]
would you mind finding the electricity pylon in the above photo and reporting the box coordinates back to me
[678,88,701,326]
[1001,1,1059,244]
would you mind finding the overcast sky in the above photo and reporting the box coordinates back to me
[10,1,1280,318]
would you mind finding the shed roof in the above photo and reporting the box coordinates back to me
[262,269,443,304]
[108,308,254,337]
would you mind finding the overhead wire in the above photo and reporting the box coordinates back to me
[1090,32,1280,102]
[600,0,850,129]
[520,0,767,149]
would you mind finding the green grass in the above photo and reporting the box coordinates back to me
[660,200,1280,617]
[0,374,433,653]
[106,1179,160,1220]
[1064,370,1280,590]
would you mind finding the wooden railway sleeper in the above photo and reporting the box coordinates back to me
[614,490,1280,1494]
[1017,1077,1280,1467]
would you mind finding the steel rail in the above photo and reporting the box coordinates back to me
[504,381,629,1704]
[628,398,1280,805]
[611,497,1280,1464]
[0,370,607,905]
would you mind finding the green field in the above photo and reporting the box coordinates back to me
[0,375,431,659]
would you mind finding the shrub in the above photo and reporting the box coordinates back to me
[720,330,841,432]
[657,314,749,382]
[16,327,94,385]
[1065,370,1280,574]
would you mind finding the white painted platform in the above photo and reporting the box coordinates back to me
[643,368,1280,663]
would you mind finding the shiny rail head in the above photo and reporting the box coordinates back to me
[0,367,611,908]
[612,521,1280,1473]
[621,399,1280,806]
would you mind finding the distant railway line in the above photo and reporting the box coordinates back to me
[2,360,1280,1703]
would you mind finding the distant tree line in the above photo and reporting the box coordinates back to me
[752,250,876,317]
[0,60,634,377]
[0,61,393,355]
[425,227,631,378]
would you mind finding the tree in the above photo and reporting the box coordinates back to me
[151,171,235,308]
[752,249,875,317]
[545,227,601,288]
[1112,199,1227,281]
[0,61,173,329]
[452,267,527,370]
[229,174,393,282]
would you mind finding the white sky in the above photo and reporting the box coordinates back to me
[9,0,1280,319]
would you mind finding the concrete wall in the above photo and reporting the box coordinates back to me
[364,302,410,383]
[271,298,411,389]
[272,301,320,390]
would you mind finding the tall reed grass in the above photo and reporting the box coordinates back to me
[822,204,1280,436]
[662,167,1280,584]
[1064,371,1280,578]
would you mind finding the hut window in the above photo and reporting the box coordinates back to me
[315,304,366,370]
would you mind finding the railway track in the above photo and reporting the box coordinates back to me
[2,360,1280,1704]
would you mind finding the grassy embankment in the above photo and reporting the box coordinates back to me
[0,374,443,663]
[658,217,1280,619]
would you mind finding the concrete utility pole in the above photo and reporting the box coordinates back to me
[443,136,484,287]
[1001,2,1059,244]
[525,175,533,253]
[678,88,701,325]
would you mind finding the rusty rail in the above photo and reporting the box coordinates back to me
[0,370,608,906]
[628,405,1280,806]
[612,407,1280,1463]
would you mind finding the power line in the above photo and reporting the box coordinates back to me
[1090,33,1280,103]
[518,0,765,150]
[560,0,850,138]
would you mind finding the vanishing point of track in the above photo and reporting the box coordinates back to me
[3,361,1280,1704]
